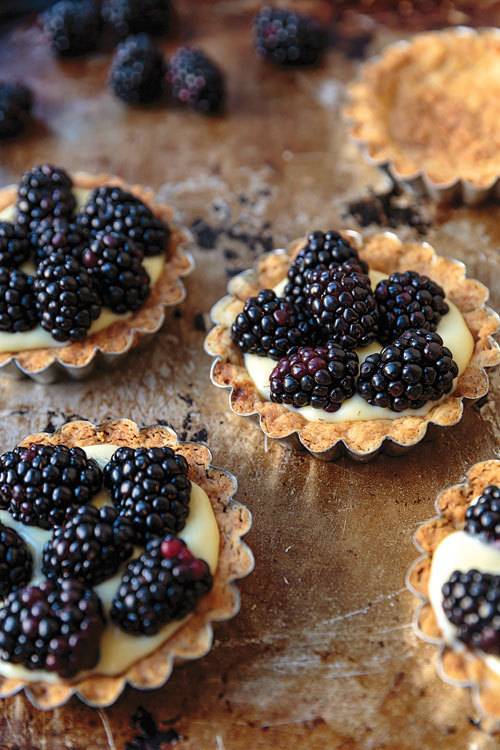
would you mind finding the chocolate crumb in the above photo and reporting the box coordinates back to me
[193,312,208,332]
[191,428,208,443]
[178,393,193,406]
[126,706,181,750]
[223,248,239,260]
[191,218,221,250]
[345,186,430,235]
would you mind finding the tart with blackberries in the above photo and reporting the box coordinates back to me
[0,419,253,709]
[407,461,500,727]
[205,229,500,459]
[0,165,193,381]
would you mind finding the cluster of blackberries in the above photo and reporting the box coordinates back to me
[0,163,170,343]
[0,442,213,678]
[464,485,500,545]
[232,229,457,413]
[254,7,329,67]
[442,569,500,656]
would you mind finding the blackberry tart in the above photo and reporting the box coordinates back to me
[407,460,500,726]
[0,168,193,381]
[205,229,499,459]
[0,419,253,709]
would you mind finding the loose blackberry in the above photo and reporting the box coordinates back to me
[358,329,459,412]
[464,485,500,545]
[0,82,33,140]
[0,222,31,269]
[0,579,105,678]
[0,268,37,333]
[102,0,173,38]
[305,265,378,350]
[42,505,134,586]
[76,185,169,256]
[442,569,500,655]
[270,343,359,412]
[231,289,318,360]
[0,524,33,599]
[30,218,87,264]
[375,270,449,344]
[42,0,102,57]
[81,231,150,314]
[16,165,76,232]
[109,34,166,105]
[35,252,101,342]
[254,7,328,66]
[111,535,212,635]
[0,444,102,530]
[285,230,368,308]
[168,47,225,115]
[103,446,191,543]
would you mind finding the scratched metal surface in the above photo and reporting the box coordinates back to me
[0,2,499,749]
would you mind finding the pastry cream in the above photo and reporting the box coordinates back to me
[428,529,500,677]
[0,444,220,683]
[243,271,474,423]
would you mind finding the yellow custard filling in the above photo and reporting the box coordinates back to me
[0,444,220,683]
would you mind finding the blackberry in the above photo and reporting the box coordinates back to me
[102,0,173,38]
[81,231,150,314]
[231,289,318,360]
[0,444,102,530]
[270,343,359,412]
[103,446,191,543]
[42,0,102,57]
[0,268,37,333]
[0,82,33,140]
[168,47,225,115]
[0,524,33,599]
[464,485,500,545]
[16,165,76,232]
[375,270,449,344]
[35,252,101,342]
[30,218,87,264]
[0,579,105,678]
[254,7,328,66]
[358,329,459,412]
[0,222,31,269]
[76,185,169,256]
[42,505,134,586]
[442,569,500,655]
[285,230,368,308]
[109,34,166,105]
[111,535,212,635]
[305,265,378,350]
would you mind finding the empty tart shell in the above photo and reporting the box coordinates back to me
[406,460,500,729]
[205,229,500,460]
[0,419,254,710]
[0,173,193,383]
[345,28,500,205]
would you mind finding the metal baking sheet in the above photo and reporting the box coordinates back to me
[0,2,499,748]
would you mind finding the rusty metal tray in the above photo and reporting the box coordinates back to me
[0,2,499,748]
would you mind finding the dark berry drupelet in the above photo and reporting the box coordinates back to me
[442,569,500,655]
[0,268,37,333]
[102,0,173,38]
[464,485,500,545]
[270,343,359,412]
[42,0,102,57]
[168,47,225,115]
[0,443,102,530]
[81,231,150,314]
[35,252,101,342]
[0,578,105,677]
[0,524,33,599]
[109,34,166,105]
[0,82,33,140]
[231,289,318,360]
[42,505,134,586]
[254,7,328,66]
[16,164,76,232]
[285,230,368,308]
[111,535,212,635]
[358,329,459,412]
[30,218,87,264]
[305,265,378,350]
[0,222,31,269]
[76,185,169,256]
[103,446,191,543]
[375,270,449,344]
